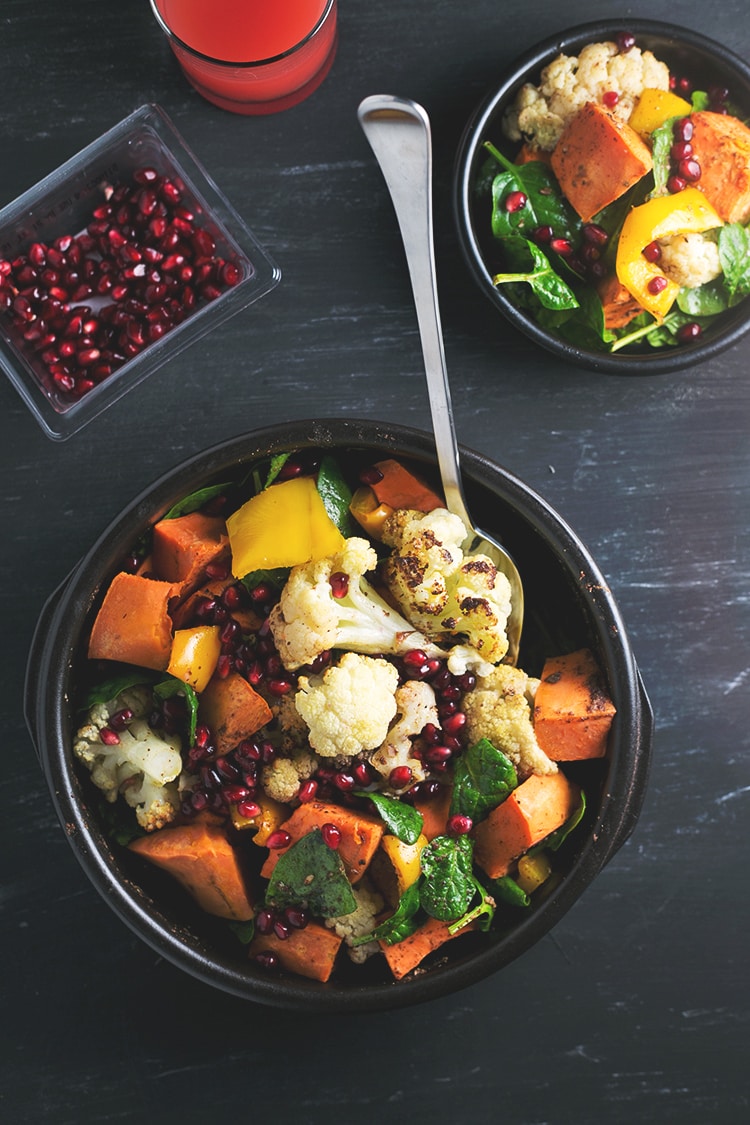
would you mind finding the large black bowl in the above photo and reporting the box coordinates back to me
[453,19,750,374]
[24,419,652,1011]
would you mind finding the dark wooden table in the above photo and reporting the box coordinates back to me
[3,1,748,1121]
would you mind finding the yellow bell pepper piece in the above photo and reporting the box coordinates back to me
[629,88,692,138]
[226,475,346,578]
[166,625,221,692]
[615,187,723,319]
[516,851,552,895]
[348,485,394,541]
[231,793,288,843]
[380,832,428,896]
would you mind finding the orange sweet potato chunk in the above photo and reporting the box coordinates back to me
[88,571,173,671]
[129,820,254,921]
[370,459,444,513]
[380,916,477,980]
[551,102,652,222]
[260,800,383,885]
[250,922,344,982]
[533,648,616,761]
[472,771,581,880]
[691,111,750,223]
[411,784,452,841]
[199,672,273,755]
[597,273,644,330]
[151,511,229,598]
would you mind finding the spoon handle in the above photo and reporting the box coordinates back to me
[358,94,471,528]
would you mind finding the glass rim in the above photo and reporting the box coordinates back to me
[149,0,336,69]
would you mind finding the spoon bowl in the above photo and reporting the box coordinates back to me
[358,94,524,662]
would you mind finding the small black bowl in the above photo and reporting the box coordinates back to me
[24,419,652,1011]
[453,19,750,374]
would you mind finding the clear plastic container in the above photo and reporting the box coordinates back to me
[0,104,281,439]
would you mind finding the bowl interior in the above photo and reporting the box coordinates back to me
[453,19,750,374]
[28,420,651,1010]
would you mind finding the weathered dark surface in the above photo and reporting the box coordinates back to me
[2,1,748,1121]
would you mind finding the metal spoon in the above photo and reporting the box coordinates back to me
[358,94,524,665]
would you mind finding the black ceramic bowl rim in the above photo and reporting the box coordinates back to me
[453,18,750,375]
[24,419,652,1012]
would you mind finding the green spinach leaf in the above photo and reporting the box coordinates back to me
[677,277,730,316]
[649,116,682,198]
[539,789,587,853]
[448,876,496,934]
[317,455,358,537]
[419,834,475,921]
[492,875,531,908]
[162,483,231,520]
[718,223,750,304]
[265,828,357,919]
[83,670,155,709]
[492,241,579,311]
[350,881,422,947]
[356,791,424,845]
[450,737,517,823]
[483,141,580,240]
[154,676,199,746]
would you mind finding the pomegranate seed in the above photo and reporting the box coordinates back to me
[676,321,703,342]
[389,765,413,789]
[255,952,279,971]
[333,772,356,793]
[550,237,573,257]
[667,174,687,194]
[298,779,318,803]
[99,727,120,745]
[616,31,635,52]
[321,823,342,849]
[265,829,292,850]
[284,907,309,930]
[648,276,669,295]
[426,744,453,766]
[359,465,384,485]
[329,572,349,598]
[602,90,619,108]
[670,140,693,162]
[447,814,473,836]
[353,761,374,786]
[267,678,294,697]
[272,919,290,941]
[441,711,466,735]
[255,908,275,934]
[676,77,693,97]
[678,157,701,183]
[582,223,609,246]
[134,167,159,184]
[504,190,527,213]
[237,799,262,819]
[642,241,662,263]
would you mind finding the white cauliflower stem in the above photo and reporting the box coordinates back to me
[370,679,439,785]
[381,508,512,664]
[326,881,385,963]
[462,664,556,781]
[295,651,399,759]
[269,536,446,671]
[73,685,184,831]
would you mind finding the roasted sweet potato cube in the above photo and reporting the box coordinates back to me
[690,111,750,223]
[550,102,652,222]
[88,571,174,671]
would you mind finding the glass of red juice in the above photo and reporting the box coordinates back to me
[149,0,338,115]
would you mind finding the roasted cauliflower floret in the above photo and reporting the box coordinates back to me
[503,40,670,151]
[370,679,440,785]
[381,508,512,664]
[659,232,722,289]
[295,651,399,760]
[463,663,556,780]
[268,536,444,671]
[73,685,184,831]
[261,746,320,804]
[325,881,385,963]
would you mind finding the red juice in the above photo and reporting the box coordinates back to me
[151,0,337,114]
[155,0,329,62]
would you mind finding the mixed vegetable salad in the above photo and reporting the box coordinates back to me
[75,448,616,984]
[475,35,750,352]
